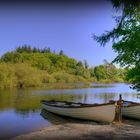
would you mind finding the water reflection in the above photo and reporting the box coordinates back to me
[0,83,139,114]
[0,83,139,139]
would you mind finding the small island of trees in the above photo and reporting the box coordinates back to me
[0,45,126,89]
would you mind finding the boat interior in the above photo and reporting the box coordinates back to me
[41,100,115,108]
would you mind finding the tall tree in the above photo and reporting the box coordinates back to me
[33,47,38,53]
[84,60,89,69]
[46,48,51,53]
[77,61,83,67]
[41,47,51,53]
[59,50,64,55]
[94,0,140,90]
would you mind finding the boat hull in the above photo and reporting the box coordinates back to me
[122,105,140,120]
[42,103,116,123]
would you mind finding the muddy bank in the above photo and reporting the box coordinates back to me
[12,119,140,140]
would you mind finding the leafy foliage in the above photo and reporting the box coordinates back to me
[94,0,140,90]
[93,63,126,82]
[14,63,43,88]
[0,46,126,89]
[126,66,140,90]
[0,63,16,89]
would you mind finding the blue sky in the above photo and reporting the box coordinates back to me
[0,2,119,66]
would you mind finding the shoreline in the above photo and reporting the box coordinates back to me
[0,82,126,91]
[12,119,140,140]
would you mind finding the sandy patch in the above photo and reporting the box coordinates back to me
[11,119,140,140]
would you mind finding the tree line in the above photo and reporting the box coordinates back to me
[13,45,64,55]
[0,46,126,89]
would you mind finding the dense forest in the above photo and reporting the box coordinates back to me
[0,45,126,89]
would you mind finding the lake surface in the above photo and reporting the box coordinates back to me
[0,83,139,140]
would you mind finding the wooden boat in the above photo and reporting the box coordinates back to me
[41,100,116,123]
[122,100,140,119]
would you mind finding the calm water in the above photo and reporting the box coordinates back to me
[0,83,139,139]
